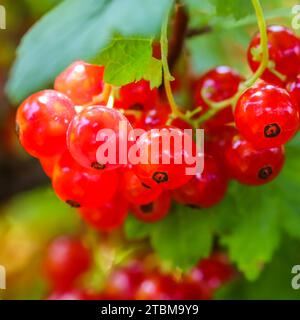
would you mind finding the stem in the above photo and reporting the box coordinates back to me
[161,8,196,128]
[196,0,268,126]
[243,0,269,88]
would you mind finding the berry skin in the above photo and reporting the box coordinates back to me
[131,192,171,223]
[39,156,58,178]
[121,168,162,205]
[54,60,105,105]
[286,75,300,110]
[173,155,228,208]
[16,90,75,158]
[67,105,133,171]
[114,80,157,111]
[104,260,145,299]
[225,135,285,185]
[43,236,91,290]
[235,82,299,149]
[193,66,243,129]
[47,289,87,300]
[52,150,118,208]
[248,25,300,86]
[133,127,195,190]
[187,253,235,291]
[79,195,128,231]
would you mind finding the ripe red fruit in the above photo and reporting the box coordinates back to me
[131,192,171,223]
[54,60,105,105]
[39,156,58,178]
[67,105,133,171]
[173,155,228,208]
[247,25,300,85]
[43,236,91,290]
[193,66,243,129]
[104,260,145,299]
[225,135,285,185]
[47,289,87,300]
[133,127,196,190]
[16,90,75,158]
[187,253,235,291]
[79,195,129,231]
[114,80,157,111]
[135,273,180,300]
[121,168,162,205]
[235,82,299,149]
[286,75,300,110]
[52,150,118,208]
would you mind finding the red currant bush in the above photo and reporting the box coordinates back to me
[234,82,299,149]
[248,25,300,86]
[131,192,171,223]
[52,150,118,208]
[43,236,91,290]
[54,60,105,105]
[173,155,228,208]
[225,134,285,185]
[16,90,75,158]
[67,105,133,171]
[133,127,196,190]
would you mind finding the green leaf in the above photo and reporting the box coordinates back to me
[216,237,300,299]
[212,0,253,20]
[7,0,172,104]
[125,205,216,271]
[94,37,162,88]
[143,58,163,89]
[221,183,282,280]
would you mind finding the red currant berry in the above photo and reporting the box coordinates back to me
[173,155,228,208]
[114,80,157,111]
[187,253,234,291]
[286,74,300,110]
[39,156,58,178]
[67,105,133,171]
[135,273,179,300]
[225,134,285,185]
[79,195,128,231]
[131,192,171,223]
[205,126,237,165]
[193,66,243,129]
[247,25,300,85]
[47,289,87,300]
[43,236,91,290]
[133,127,195,190]
[235,82,299,149]
[104,260,145,299]
[16,90,75,158]
[121,168,162,205]
[52,150,118,208]
[54,60,105,105]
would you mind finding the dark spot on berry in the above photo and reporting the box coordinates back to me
[140,202,154,213]
[130,103,144,111]
[66,200,81,208]
[91,162,106,170]
[152,171,168,184]
[141,182,151,189]
[15,122,20,137]
[258,166,273,180]
[264,123,281,138]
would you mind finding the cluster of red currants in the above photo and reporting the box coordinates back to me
[15,24,300,230]
[44,236,234,300]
